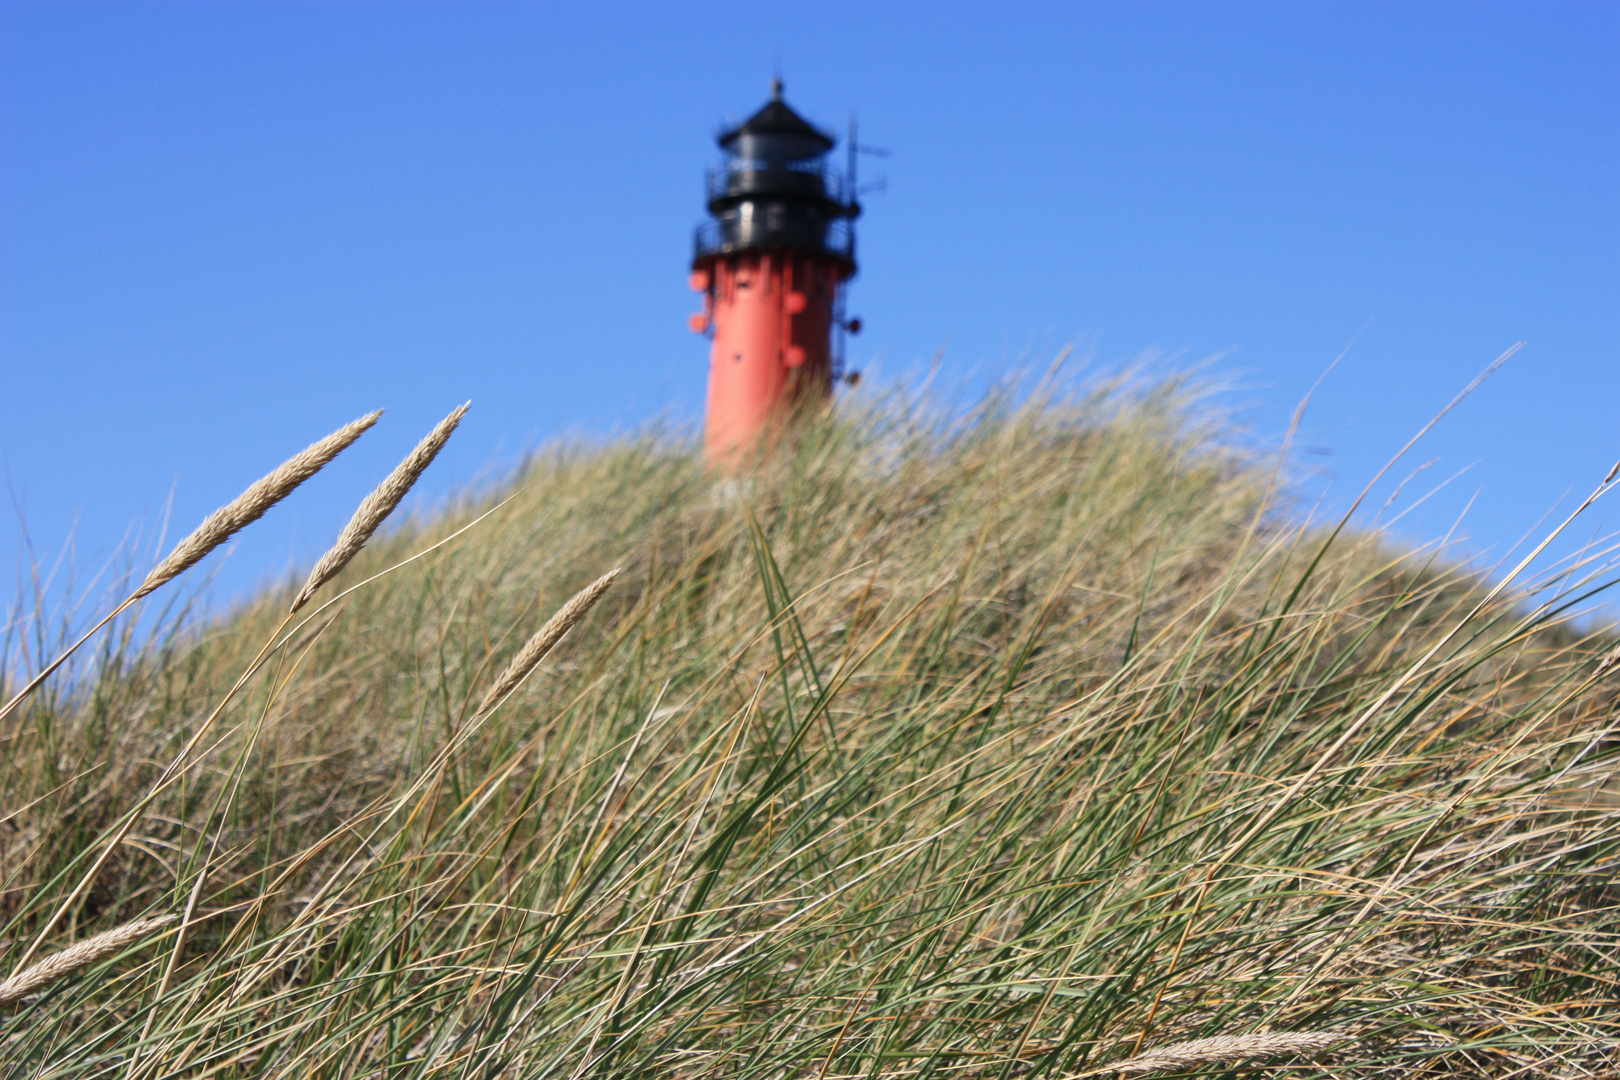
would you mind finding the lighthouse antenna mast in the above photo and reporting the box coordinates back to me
[848,113,857,207]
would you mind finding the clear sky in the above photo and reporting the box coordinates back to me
[3,2,1617,624]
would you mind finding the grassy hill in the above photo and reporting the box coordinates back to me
[2,380,1617,1077]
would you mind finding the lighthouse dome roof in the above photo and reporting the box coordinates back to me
[718,83,834,153]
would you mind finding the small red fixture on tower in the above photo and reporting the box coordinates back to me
[689,81,862,463]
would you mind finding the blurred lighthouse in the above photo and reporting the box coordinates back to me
[688,81,862,462]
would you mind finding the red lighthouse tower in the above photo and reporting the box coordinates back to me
[688,81,860,462]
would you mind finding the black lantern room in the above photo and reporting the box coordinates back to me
[694,80,860,272]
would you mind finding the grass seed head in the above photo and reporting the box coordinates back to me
[0,915,176,1004]
[291,403,469,613]
[475,567,622,718]
[135,411,383,600]
[1105,1031,1345,1076]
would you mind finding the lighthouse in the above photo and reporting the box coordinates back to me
[688,81,861,462]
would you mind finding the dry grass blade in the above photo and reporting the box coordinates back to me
[291,403,469,613]
[473,567,622,718]
[0,915,176,1004]
[135,410,383,600]
[1099,1031,1345,1076]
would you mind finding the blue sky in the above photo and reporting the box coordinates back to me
[3,2,1617,624]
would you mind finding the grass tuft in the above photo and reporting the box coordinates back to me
[1,377,1615,1077]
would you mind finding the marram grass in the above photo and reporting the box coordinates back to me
[1,380,1616,1078]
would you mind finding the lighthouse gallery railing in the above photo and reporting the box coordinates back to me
[693,218,854,264]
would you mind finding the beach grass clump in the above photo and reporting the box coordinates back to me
[0,375,1615,1077]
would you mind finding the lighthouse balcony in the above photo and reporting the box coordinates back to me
[705,163,851,209]
[693,217,854,265]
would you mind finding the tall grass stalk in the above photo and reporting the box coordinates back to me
[0,376,1615,1078]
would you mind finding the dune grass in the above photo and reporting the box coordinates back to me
[1,376,1616,1077]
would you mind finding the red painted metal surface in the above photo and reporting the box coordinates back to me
[691,252,847,463]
